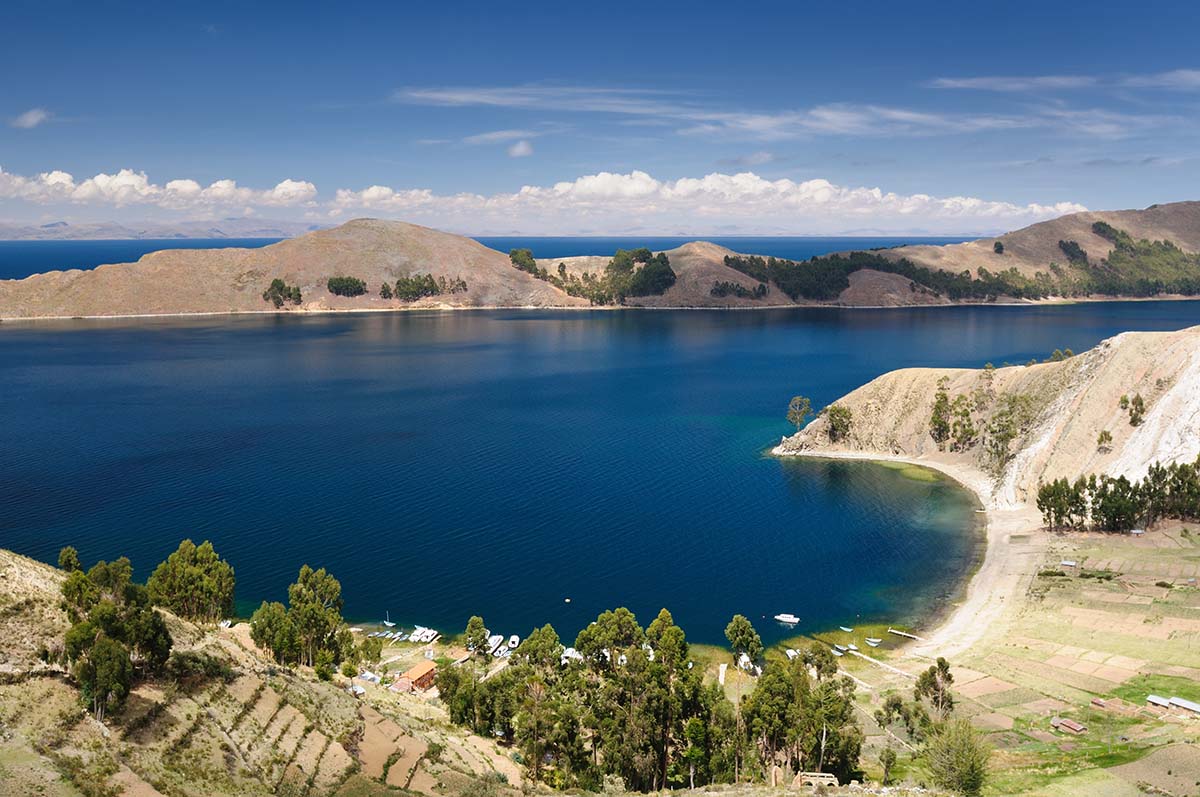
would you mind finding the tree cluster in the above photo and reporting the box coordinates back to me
[382,273,468,301]
[722,222,1200,303]
[508,247,676,305]
[327,276,367,297]
[248,564,373,679]
[58,549,174,719]
[262,278,302,307]
[438,608,862,791]
[1037,456,1200,531]
[147,539,235,625]
[710,281,767,300]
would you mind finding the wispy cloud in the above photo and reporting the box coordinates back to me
[11,108,51,129]
[1121,69,1200,89]
[928,75,1098,91]
[397,83,1156,141]
[931,68,1200,92]
[462,128,541,145]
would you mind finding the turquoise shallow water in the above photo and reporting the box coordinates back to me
[1,302,1197,644]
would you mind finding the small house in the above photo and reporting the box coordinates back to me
[348,684,366,698]
[401,660,438,690]
[1060,560,1077,568]
[1050,716,1087,734]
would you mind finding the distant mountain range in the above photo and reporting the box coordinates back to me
[0,218,325,240]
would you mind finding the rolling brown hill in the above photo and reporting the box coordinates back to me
[882,200,1200,278]
[0,219,588,319]
[3,201,1199,319]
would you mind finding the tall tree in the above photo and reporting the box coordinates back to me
[786,396,813,430]
[926,718,990,797]
[147,539,236,625]
[464,615,489,657]
[724,614,762,663]
[58,546,81,572]
[287,565,344,667]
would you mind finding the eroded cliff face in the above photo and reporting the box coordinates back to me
[775,326,1200,508]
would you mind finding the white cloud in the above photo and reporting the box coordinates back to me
[330,169,1086,234]
[11,108,51,129]
[0,164,1088,234]
[0,166,316,209]
[507,140,533,158]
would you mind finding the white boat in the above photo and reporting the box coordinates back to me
[831,648,844,657]
[839,626,854,633]
[383,612,396,628]
[774,613,801,624]
[865,639,881,648]
[508,634,520,649]
[396,632,409,642]
[834,644,848,652]
[847,644,859,652]
[487,634,504,653]
[785,649,798,660]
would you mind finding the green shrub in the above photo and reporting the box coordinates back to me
[327,276,367,297]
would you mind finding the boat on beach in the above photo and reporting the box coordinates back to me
[831,648,844,657]
[865,637,882,647]
[834,644,848,652]
[839,626,854,632]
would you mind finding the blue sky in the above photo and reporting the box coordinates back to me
[3,0,1200,234]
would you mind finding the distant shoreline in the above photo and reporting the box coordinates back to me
[4,293,1199,324]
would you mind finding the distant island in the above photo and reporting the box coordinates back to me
[2,201,1199,319]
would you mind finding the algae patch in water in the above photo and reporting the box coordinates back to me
[873,460,940,482]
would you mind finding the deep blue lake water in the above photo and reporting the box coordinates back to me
[0,236,969,281]
[0,239,283,280]
[3,302,1198,645]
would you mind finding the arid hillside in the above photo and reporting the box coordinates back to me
[4,202,1200,319]
[775,325,1200,508]
[0,548,525,797]
[883,200,1200,279]
[0,219,588,318]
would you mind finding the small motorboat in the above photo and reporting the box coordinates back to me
[847,644,859,652]
[785,649,798,660]
[834,644,848,652]
[383,612,396,628]
[508,634,520,649]
[839,626,854,633]
[774,613,801,625]
[487,634,504,653]
[865,639,881,647]
[831,648,844,657]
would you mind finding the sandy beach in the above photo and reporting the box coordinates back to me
[770,446,1048,661]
